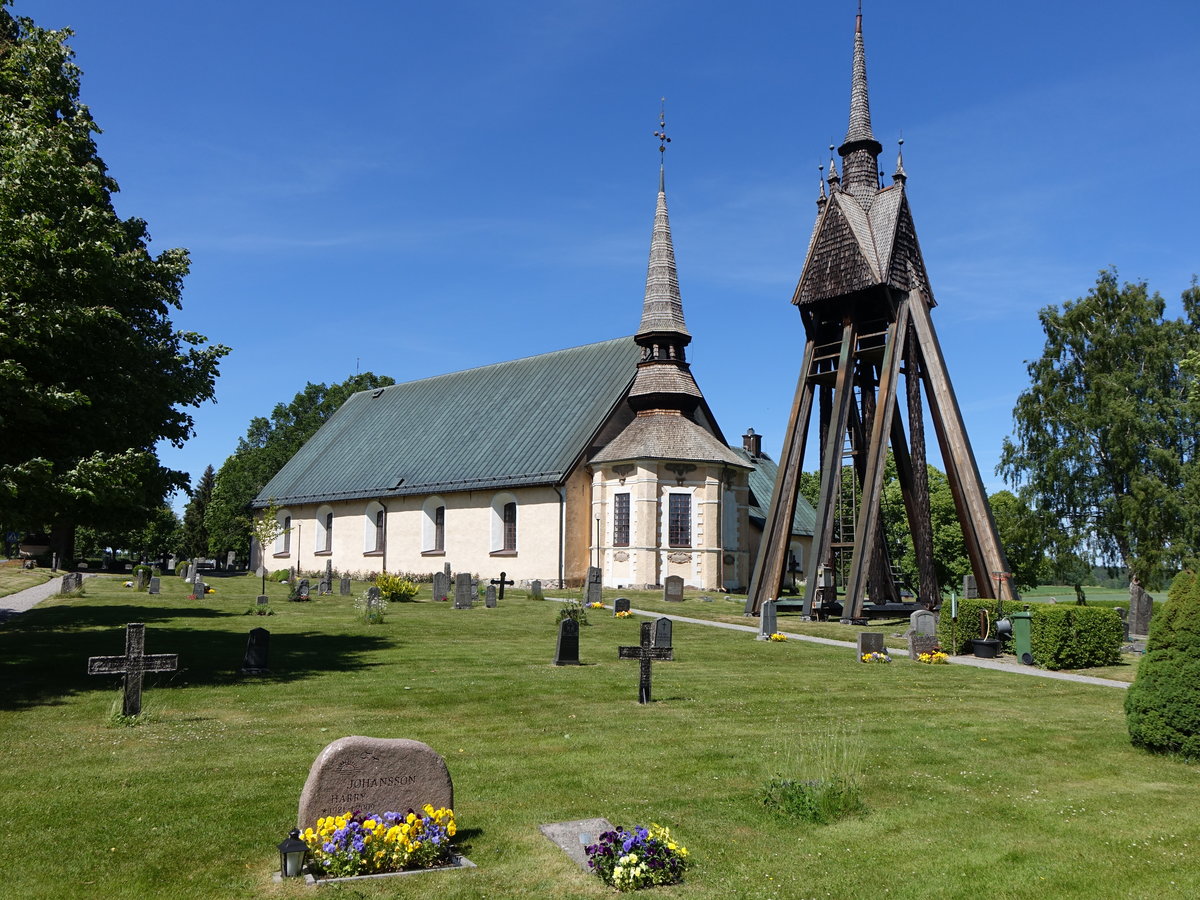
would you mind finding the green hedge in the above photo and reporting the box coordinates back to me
[1029,606,1123,670]
[937,596,1122,670]
[1125,570,1200,760]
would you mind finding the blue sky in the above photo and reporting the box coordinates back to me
[17,1,1200,513]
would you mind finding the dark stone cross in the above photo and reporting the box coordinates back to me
[87,623,178,717]
[618,621,672,704]
[490,571,514,601]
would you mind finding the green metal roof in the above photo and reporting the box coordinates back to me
[255,337,640,507]
[734,448,815,536]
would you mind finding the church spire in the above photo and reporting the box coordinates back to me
[838,8,884,200]
[637,103,690,341]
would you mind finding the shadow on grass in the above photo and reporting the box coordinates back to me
[0,608,392,710]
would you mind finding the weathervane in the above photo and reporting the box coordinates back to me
[655,98,671,157]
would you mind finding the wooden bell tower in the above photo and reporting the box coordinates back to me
[746,12,1014,622]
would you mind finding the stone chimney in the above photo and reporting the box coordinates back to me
[742,428,762,458]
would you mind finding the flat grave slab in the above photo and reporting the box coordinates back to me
[539,817,615,872]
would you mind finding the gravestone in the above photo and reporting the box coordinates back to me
[962,574,978,599]
[366,586,381,607]
[453,573,473,609]
[530,579,544,601]
[179,563,190,581]
[319,560,333,595]
[554,617,580,666]
[618,621,672,703]
[124,562,134,572]
[339,576,352,596]
[288,566,296,585]
[192,581,207,598]
[485,585,497,608]
[134,569,147,591]
[856,632,886,659]
[908,632,940,660]
[1129,590,1153,636]
[296,579,310,601]
[652,617,674,660]
[432,571,450,602]
[148,576,161,595]
[539,818,615,872]
[585,566,602,607]
[908,608,937,637]
[87,623,178,717]
[613,597,631,616]
[241,627,270,674]
[443,562,452,579]
[60,572,82,593]
[757,598,778,640]
[663,575,684,602]
[1116,607,1130,641]
[297,736,454,829]
[226,550,237,569]
[256,595,269,607]
[490,571,513,601]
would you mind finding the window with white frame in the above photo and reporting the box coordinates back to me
[422,496,446,553]
[315,505,334,553]
[364,501,386,553]
[274,511,292,556]
[490,492,518,554]
[613,492,630,547]
[667,493,691,548]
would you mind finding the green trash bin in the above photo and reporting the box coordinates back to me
[1010,611,1033,665]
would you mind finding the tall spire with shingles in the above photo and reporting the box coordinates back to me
[838,11,883,201]
[636,165,691,340]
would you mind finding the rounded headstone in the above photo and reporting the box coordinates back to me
[297,736,454,829]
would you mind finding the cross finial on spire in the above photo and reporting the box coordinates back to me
[655,98,671,158]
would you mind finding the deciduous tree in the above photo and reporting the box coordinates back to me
[0,5,227,556]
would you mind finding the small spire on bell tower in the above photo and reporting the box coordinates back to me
[817,162,827,205]
[892,137,907,184]
[827,144,840,187]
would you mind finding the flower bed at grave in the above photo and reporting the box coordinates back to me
[615,610,633,619]
[768,632,788,642]
[302,806,456,878]
[860,651,892,663]
[917,649,949,664]
[586,824,690,892]
[588,601,606,609]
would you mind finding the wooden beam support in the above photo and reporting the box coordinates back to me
[745,338,817,615]
[843,302,909,619]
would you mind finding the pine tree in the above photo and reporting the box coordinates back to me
[180,465,215,560]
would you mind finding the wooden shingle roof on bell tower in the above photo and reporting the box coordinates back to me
[792,13,932,310]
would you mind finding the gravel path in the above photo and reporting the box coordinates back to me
[0,573,92,624]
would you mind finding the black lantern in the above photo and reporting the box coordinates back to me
[278,828,307,879]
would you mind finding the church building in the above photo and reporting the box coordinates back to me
[254,158,812,590]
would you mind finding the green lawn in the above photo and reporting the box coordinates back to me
[0,563,55,598]
[0,574,1194,899]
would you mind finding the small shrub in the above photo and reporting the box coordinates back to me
[355,591,389,625]
[1126,570,1200,760]
[762,776,863,824]
[175,560,188,577]
[375,573,419,603]
[271,568,291,582]
[244,604,274,616]
[556,599,589,627]
[132,564,152,590]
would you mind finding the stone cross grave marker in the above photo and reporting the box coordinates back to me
[148,576,160,595]
[241,627,270,674]
[856,632,885,660]
[618,621,673,703]
[87,623,178,717]
[962,573,978,599]
[652,617,674,660]
[554,617,580,666]
[613,597,631,616]
[490,571,514,602]
[663,575,684,602]
[453,573,473,609]
[585,566,602,607]
[530,579,544,601]
[339,576,352,596]
[297,736,454,829]
[296,579,310,601]
[432,571,449,602]
[134,569,147,592]
[757,598,778,640]
[484,584,497,608]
